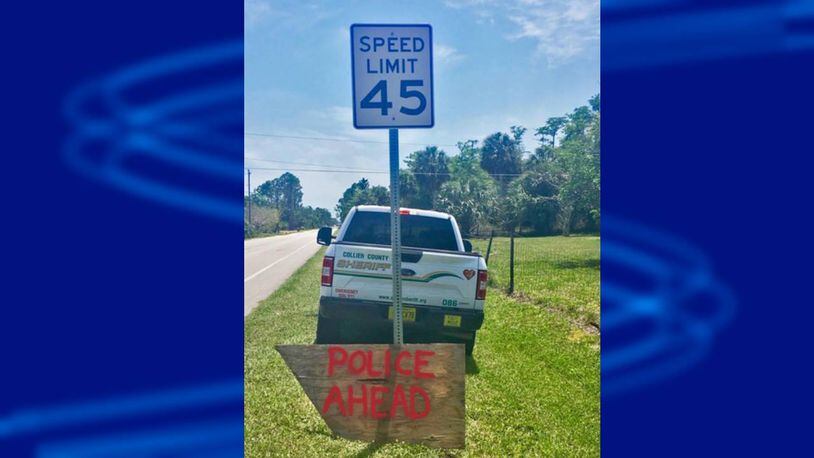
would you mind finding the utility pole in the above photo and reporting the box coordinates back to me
[247,168,252,230]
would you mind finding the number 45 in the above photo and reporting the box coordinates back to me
[360,80,426,116]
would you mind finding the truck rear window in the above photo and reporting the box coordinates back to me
[342,211,459,251]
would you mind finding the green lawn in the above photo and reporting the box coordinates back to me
[245,243,599,457]
[471,236,600,327]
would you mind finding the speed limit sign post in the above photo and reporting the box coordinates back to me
[350,24,434,344]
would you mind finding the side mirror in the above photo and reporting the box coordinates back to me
[463,239,473,252]
[317,227,333,246]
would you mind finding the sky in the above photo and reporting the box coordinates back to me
[245,0,599,214]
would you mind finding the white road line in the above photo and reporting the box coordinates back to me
[243,241,316,283]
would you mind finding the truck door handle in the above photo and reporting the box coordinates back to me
[401,251,423,263]
[401,268,416,277]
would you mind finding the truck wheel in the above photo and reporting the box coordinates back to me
[465,332,476,355]
[315,315,340,344]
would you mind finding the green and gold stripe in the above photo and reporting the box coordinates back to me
[334,270,462,283]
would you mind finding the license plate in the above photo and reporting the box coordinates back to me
[443,315,462,327]
[388,306,416,322]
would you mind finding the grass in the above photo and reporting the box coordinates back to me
[245,228,311,240]
[471,236,600,327]
[245,241,600,457]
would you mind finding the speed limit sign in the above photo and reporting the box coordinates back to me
[350,24,434,129]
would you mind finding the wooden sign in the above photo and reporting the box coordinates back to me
[276,343,465,448]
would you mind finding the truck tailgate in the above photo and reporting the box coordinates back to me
[332,243,481,309]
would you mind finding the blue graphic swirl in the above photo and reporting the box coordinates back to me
[63,41,243,221]
[0,379,242,456]
[602,215,736,395]
[604,0,814,70]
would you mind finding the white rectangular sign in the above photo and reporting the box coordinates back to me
[351,24,434,129]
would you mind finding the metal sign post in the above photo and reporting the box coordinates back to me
[389,128,403,344]
[350,24,433,345]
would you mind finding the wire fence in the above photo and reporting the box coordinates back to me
[470,231,600,328]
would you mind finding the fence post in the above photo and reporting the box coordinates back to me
[508,231,515,295]
[485,230,494,264]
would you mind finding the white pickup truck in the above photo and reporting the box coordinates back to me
[315,205,487,354]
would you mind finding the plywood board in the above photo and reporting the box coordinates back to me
[276,343,465,449]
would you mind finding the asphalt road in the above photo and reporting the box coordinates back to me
[244,229,321,317]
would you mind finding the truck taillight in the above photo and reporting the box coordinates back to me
[321,257,334,286]
[476,270,488,300]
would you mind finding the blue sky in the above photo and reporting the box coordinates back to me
[245,0,599,213]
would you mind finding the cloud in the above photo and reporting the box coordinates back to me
[444,0,599,64]
[245,0,335,30]
[444,0,497,24]
[507,0,599,62]
[244,0,274,27]
[444,0,495,8]
[435,44,466,65]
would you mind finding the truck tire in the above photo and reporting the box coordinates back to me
[465,332,476,355]
[315,315,340,344]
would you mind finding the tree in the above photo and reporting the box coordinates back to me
[509,162,560,234]
[398,169,419,208]
[367,185,390,206]
[438,171,496,236]
[253,172,303,230]
[534,116,568,163]
[552,97,600,234]
[589,93,600,112]
[437,140,497,235]
[405,146,449,209]
[278,172,303,229]
[329,94,601,236]
[563,106,594,143]
[438,180,497,236]
[245,204,280,237]
[335,178,390,221]
[451,140,483,177]
[535,117,567,148]
[480,131,523,192]
[313,207,335,227]
[479,130,526,232]
[297,206,335,228]
[336,178,369,220]
[254,178,283,208]
[510,125,527,142]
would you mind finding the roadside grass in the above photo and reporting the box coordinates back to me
[245,243,600,457]
[245,228,310,240]
[471,236,600,327]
